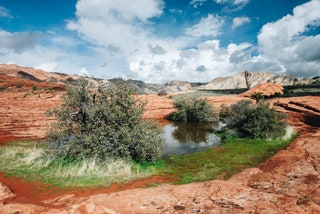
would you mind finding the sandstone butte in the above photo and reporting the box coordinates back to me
[0,66,319,213]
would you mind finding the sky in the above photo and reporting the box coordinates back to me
[0,0,319,83]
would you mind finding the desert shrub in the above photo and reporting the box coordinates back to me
[0,86,6,91]
[251,92,264,102]
[46,78,164,163]
[167,98,218,122]
[219,100,287,139]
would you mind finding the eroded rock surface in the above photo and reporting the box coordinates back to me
[240,82,284,97]
[0,65,319,213]
[0,96,319,213]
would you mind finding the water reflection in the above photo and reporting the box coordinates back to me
[163,122,221,156]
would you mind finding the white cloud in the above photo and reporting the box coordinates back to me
[214,0,249,6]
[35,63,57,72]
[185,14,224,37]
[78,67,89,76]
[67,0,164,55]
[234,0,249,5]
[214,0,228,3]
[0,30,44,53]
[1,0,319,84]
[258,0,320,77]
[129,40,256,83]
[0,6,12,18]
[0,28,101,77]
[190,0,207,8]
[214,0,250,11]
[232,17,250,29]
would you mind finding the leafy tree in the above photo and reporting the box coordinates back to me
[167,98,218,122]
[47,78,164,163]
[219,100,287,139]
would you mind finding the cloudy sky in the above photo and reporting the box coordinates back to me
[0,0,319,83]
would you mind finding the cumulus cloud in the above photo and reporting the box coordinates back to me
[258,0,320,77]
[67,0,164,55]
[2,0,318,84]
[232,17,250,29]
[129,40,255,83]
[149,44,166,55]
[0,30,44,53]
[185,14,224,37]
[35,63,58,72]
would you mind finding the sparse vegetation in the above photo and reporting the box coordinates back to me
[0,86,6,91]
[46,78,164,163]
[22,92,30,98]
[166,98,218,122]
[0,131,296,187]
[158,133,296,184]
[219,100,287,139]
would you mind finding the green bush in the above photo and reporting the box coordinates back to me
[166,98,218,122]
[46,78,164,163]
[219,100,287,139]
[251,92,264,102]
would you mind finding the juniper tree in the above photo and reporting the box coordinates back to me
[47,78,164,163]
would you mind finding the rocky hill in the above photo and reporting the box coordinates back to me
[200,71,316,90]
[0,64,193,95]
[1,64,318,95]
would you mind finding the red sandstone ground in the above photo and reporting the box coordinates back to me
[0,66,319,213]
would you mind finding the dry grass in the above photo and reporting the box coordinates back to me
[0,141,153,188]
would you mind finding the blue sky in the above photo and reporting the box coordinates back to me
[0,0,319,83]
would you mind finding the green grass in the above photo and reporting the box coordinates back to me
[0,140,154,189]
[0,133,296,188]
[158,134,296,184]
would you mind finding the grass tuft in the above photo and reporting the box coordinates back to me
[0,129,297,188]
[0,140,153,189]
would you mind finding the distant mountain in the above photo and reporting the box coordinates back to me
[199,71,316,90]
[0,64,192,95]
[0,64,317,94]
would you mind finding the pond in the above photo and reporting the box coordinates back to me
[162,121,223,156]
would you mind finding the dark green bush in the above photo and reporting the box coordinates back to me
[219,100,287,139]
[46,78,164,163]
[167,98,218,122]
[251,92,264,102]
[0,86,6,91]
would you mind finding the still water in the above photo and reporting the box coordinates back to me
[162,122,222,156]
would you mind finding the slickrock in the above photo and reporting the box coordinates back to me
[0,91,62,139]
[1,96,319,214]
[240,82,284,97]
[0,182,15,203]
[0,65,319,213]
[140,94,175,119]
